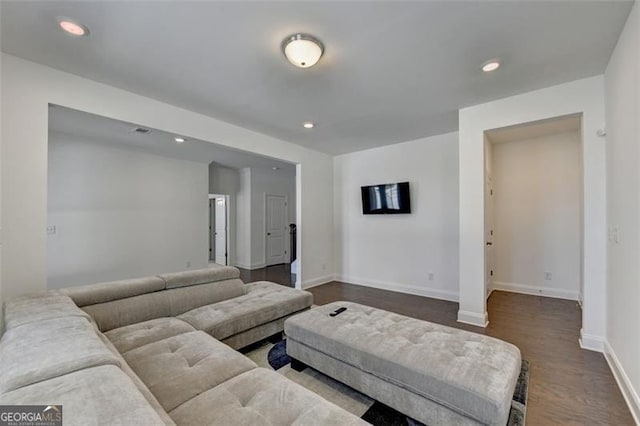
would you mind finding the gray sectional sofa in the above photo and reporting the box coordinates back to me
[0,265,367,426]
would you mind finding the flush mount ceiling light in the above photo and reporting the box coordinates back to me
[282,34,324,68]
[302,122,315,129]
[57,17,89,36]
[174,137,186,143]
[482,60,501,72]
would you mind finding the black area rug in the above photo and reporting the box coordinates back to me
[267,339,291,370]
[267,341,529,425]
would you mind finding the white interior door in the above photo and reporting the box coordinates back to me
[214,198,227,265]
[485,176,494,294]
[266,194,286,266]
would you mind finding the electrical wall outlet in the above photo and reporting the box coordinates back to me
[46,225,56,235]
[186,261,192,268]
[544,271,552,281]
[428,272,434,281]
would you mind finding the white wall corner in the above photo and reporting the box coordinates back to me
[579,328,605,352]
[604,341,640,424]
[457,310,489,328]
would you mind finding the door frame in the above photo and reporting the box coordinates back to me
[209,193,231,266]
[264,193,289,266]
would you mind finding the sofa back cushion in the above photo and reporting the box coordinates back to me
[62,276,166,307]
[159,265,240,289]
[84,279,246,331]
[166,278,245,316]
[82,291,173,332]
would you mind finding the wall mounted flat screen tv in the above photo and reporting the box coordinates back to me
[361,182,411,214]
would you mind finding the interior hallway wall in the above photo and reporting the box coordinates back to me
[48,132,209,288]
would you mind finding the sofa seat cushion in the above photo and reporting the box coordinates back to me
[123,331,256,412]
[159,265,240,289]
[0,365,169,425]
[0,316,121,393]
[169,368,367,426]
[62,276,166,307]
[285,302,522,426]
[177,281,313,340]
[105,317,196,353]
[3,291,91,330]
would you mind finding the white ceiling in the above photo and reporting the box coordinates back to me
[486,113,582,144]
[2,1,633,155]
[49,105,297,173]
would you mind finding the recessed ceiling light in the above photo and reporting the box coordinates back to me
[132,127,151,134]
[303,122,315,129]
[282,34,324,68]
[272,167,280,171]
[482,60,501,72]
[174,137,186,143]
[57,17,89,36]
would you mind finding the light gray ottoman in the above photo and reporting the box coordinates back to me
[285,301,521,426]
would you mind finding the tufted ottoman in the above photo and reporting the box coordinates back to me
[285,301,522,426]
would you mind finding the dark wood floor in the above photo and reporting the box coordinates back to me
[237,264,296,287]
[309,282,634,425]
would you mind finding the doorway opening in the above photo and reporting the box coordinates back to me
[484,113,584,306]
[209,194,229,266]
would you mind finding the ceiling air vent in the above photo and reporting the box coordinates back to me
[132,127,151,134]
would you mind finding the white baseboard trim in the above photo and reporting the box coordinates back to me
[457,310,489,328]
[302,275,335,289]
[579,328,605,352]
[335,275,459,302]
[604,341,640,424]
[491,281,579,301]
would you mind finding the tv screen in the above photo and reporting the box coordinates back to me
[361,182,411,215]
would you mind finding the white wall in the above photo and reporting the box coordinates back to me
[1,53,334,297]
[250,167,296,268]
[334,132,459,301]
[48,133,208,287]
[491,132,581,300]
[209,163,239,265]
[604,2,640,422]
[458,76,606,342]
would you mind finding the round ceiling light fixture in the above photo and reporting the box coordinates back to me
[482,60,501,72]
[282,34,324,68]
[57,17,89,36]
[174,137,186,143]
[302,122,315,129]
